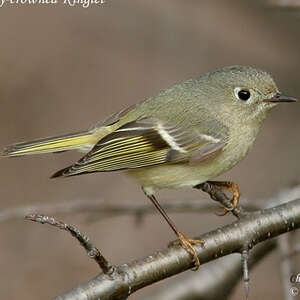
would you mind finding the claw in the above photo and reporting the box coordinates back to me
[168,232,204,270]
[216,206,232,216]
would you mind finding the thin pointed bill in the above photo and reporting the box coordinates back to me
[263,93,297,103]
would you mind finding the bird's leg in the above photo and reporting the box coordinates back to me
[195,181,240,216]
[146,193,204,269]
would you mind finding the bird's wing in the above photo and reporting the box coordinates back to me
[52,117,226,177]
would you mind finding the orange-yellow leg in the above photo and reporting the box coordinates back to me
[207,181,240,215]
[146,194,204,269]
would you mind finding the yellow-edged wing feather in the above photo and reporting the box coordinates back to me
[52,118,225,177]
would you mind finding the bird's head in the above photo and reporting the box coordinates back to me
[206,65,297,122]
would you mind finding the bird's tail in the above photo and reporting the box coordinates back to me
[2,131,96,157]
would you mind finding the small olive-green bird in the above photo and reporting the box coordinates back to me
[3,65,296,267]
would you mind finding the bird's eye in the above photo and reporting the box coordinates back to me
[237,89,251,101]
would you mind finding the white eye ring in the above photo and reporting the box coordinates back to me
[234,87,252,102]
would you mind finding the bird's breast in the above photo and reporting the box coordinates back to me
[221,123,260,170]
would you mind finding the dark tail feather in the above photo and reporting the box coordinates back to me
[51,163,93,178]
[51,166,74,178]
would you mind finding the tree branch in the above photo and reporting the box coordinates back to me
[25,214,114,275]
[145,240,276,300]
[148,184,300,299]
[51,197,300,300]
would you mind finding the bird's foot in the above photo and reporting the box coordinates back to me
[168,231,204,270]
[195,181,241,216]
[207,181,240,215]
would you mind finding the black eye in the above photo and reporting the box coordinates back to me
[237,90,251,101]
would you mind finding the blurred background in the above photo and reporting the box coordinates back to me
[0,0,299,299]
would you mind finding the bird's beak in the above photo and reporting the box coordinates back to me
[263,93,297,103]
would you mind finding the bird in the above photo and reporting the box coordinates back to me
[3,65,297,268]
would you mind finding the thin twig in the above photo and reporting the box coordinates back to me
[241,249,250,300]
[0,199,259,223]
[25,214,114,275]
[278,234,295,300]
